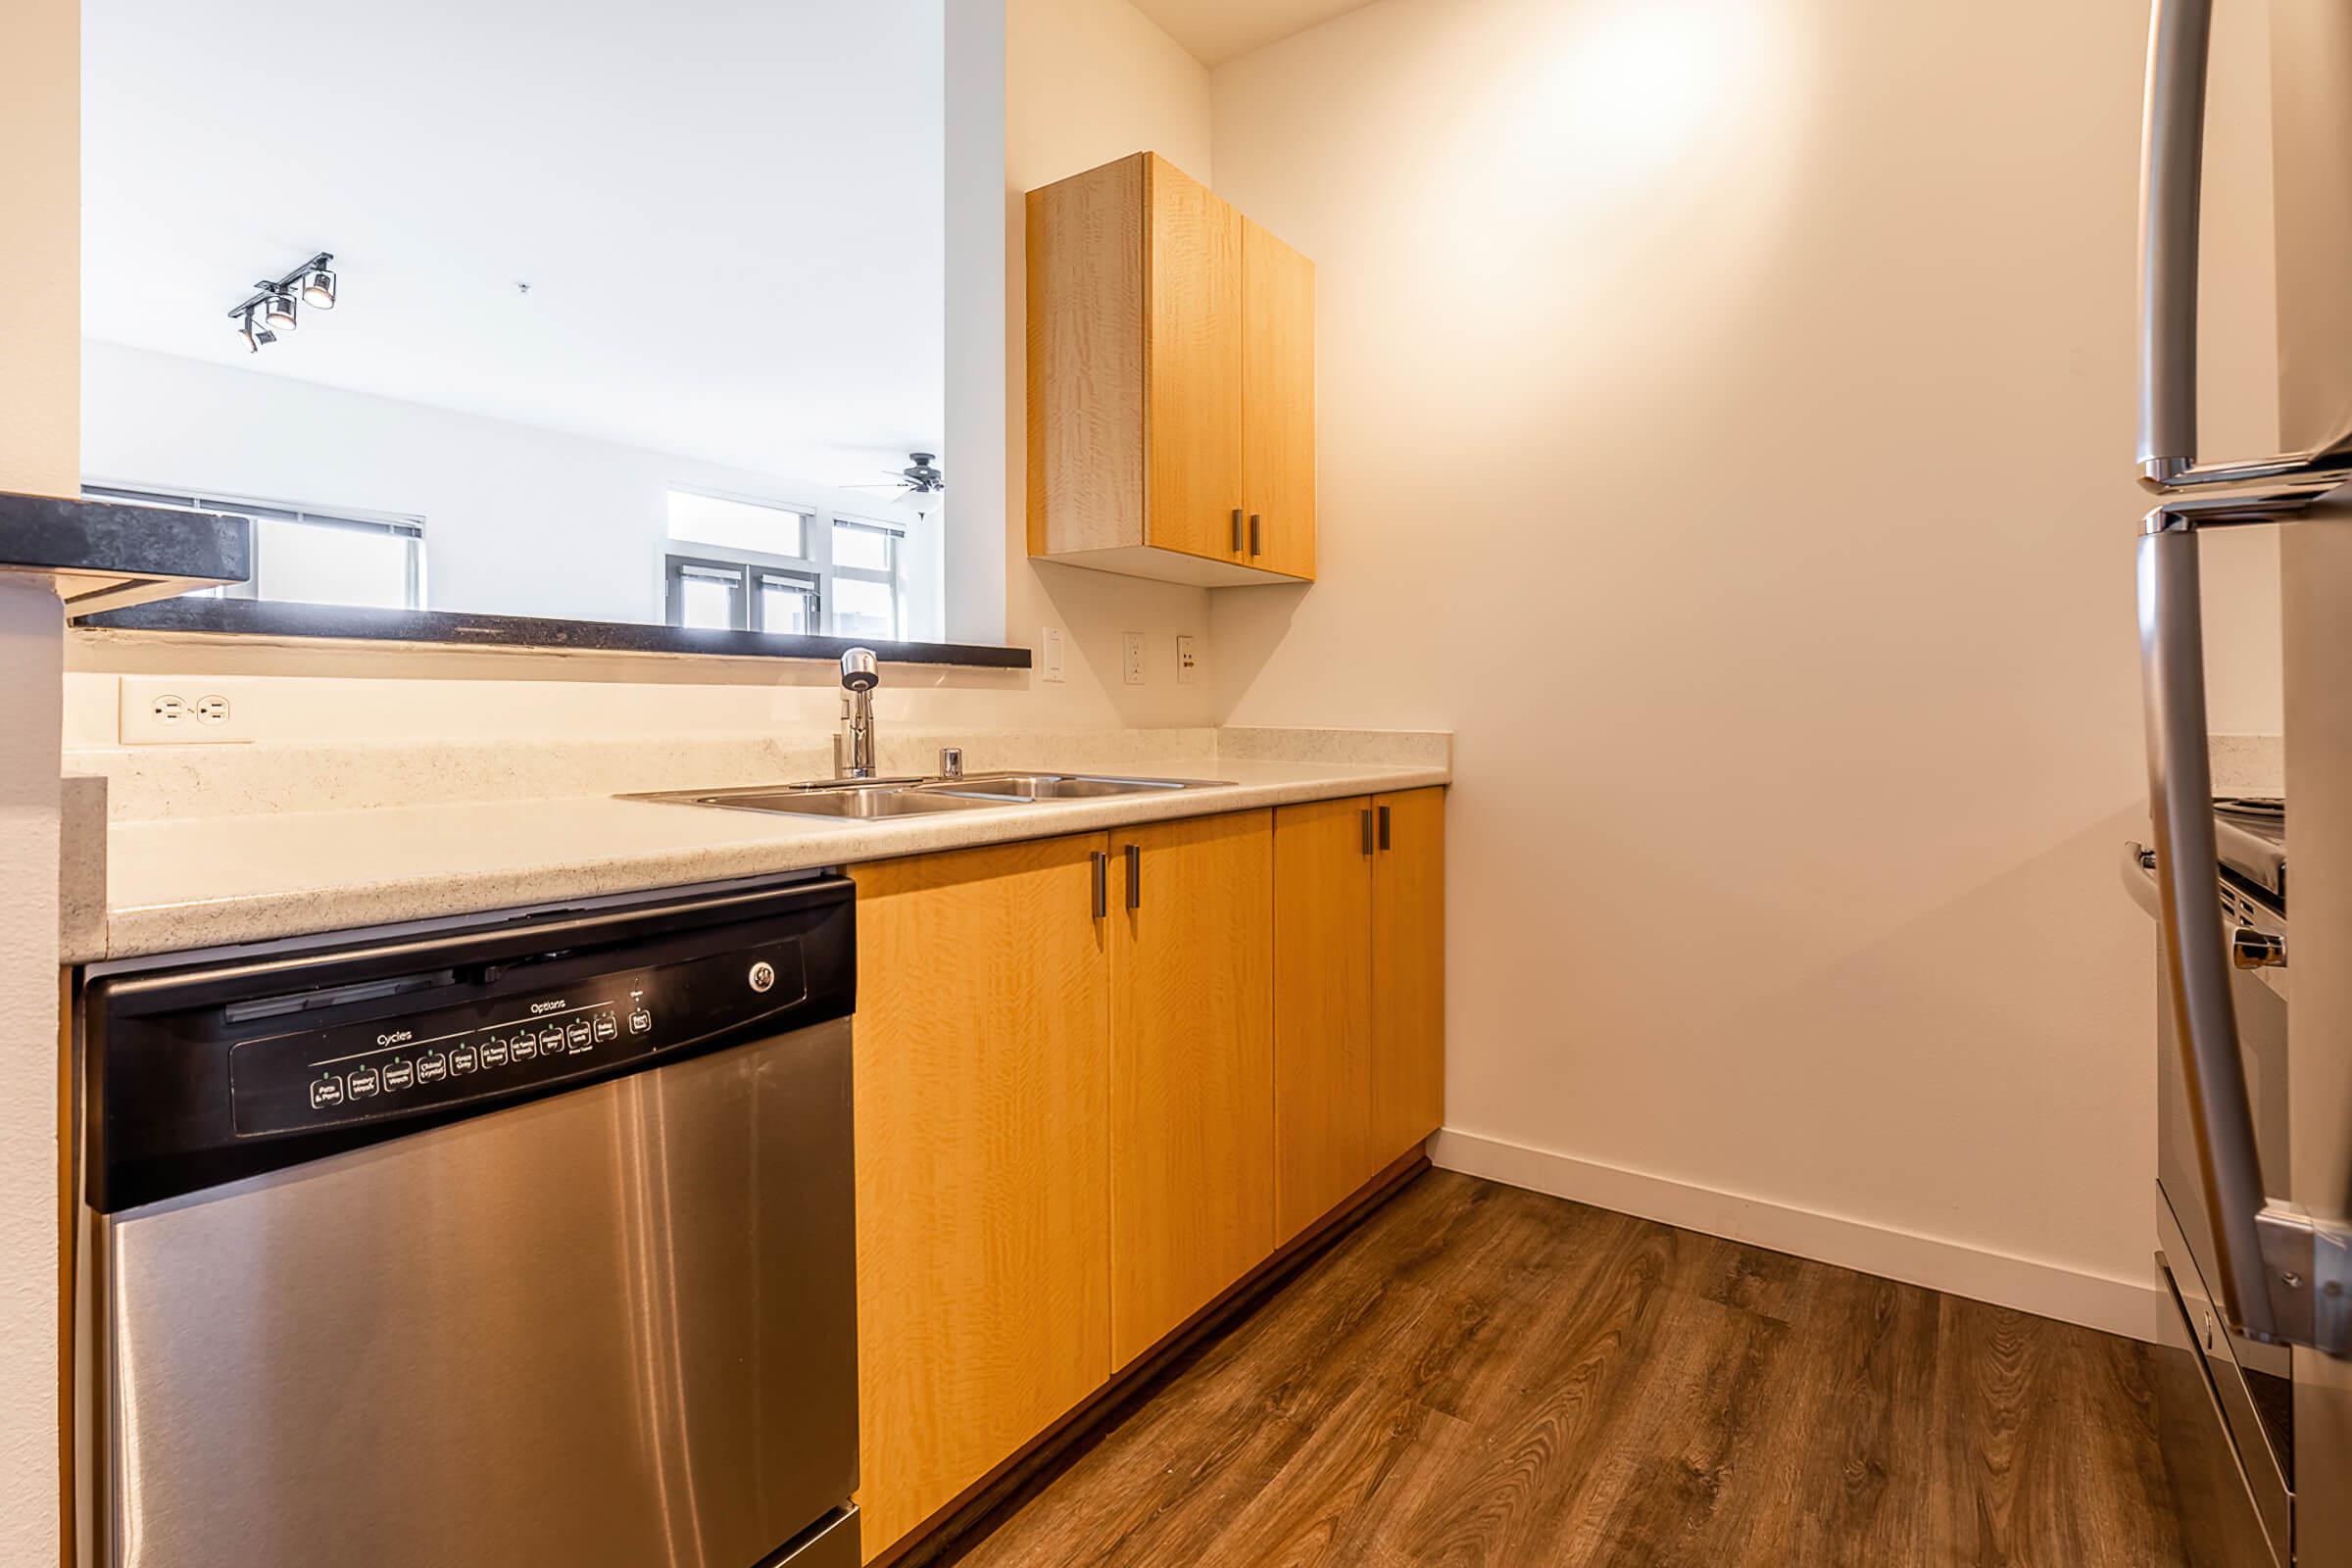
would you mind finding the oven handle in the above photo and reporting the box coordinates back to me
[2140,519,2352,1356]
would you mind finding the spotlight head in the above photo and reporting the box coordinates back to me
[265,290,298,331]
[237,308,260,353]
[255,324,278,348]
[301,266,336,309]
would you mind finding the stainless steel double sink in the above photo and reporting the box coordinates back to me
[625,770,1234,819]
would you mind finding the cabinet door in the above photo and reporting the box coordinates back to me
[1371,789,1446,1162]
[1107,810,1274,1367]
[1272,797,1375,1244]
[1242,217,1317,580]
[851,836,1113,1559]
[1145,153,1246,564]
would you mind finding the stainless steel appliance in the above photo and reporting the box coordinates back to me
[2134,2,2352,1561]
[73,876,860,1568]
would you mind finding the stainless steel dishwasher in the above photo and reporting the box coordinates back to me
[73,875,859,1568]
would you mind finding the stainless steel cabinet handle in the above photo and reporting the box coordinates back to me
[1091,851,1106,921]
[1231,509,1245,553]
[1250,514,1261,558]
[1125,843,1141,909]
[1360,808,1374,857]
[1377,804,1392,852]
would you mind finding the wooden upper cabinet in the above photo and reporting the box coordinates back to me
[1243,218,1317,580]
[850,836,1114,1561]
[1106,810,1274,1369]
[1028,152,1316,587]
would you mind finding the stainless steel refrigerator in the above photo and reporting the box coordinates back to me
[2133,3,2352,1562]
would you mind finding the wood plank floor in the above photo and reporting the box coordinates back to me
[940,1170,2184,1568]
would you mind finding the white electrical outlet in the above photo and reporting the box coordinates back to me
[1177,635,1198,685]
[1042,626,1066,683]
[121,676,257,745]
[1122,632,1146,686]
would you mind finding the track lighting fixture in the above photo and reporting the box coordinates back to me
[227,252,338,353]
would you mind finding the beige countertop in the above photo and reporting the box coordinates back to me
[75,734,1448,961]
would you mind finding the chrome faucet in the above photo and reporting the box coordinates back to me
[836,648,880,778]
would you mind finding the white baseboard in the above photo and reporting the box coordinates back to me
[1428,1129,2163,1344]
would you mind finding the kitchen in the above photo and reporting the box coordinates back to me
[0,0,2342,1564]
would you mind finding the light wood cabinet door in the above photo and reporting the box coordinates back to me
[1242,216,1317,579]
[1371,789,1446,1162]
[1106,810,1275,1367]
[1271,796,1376,1244]
[1145,154,1246,564]
[851,836,1113,1560]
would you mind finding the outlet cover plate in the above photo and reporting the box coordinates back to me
[121,676,257,746]
[1122,632,1146,686]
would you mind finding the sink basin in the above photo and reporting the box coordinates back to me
[623,771,1233,819]
[917,772,1230,802]
[628,782,1006,819]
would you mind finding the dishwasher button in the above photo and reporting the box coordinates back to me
[480,1038,510,1067]
[592,1012,618,1043]
[449,1044,479,1075]
[347,1065,381,1099]
[415,1051,449,1084]
[309,1078,345,1110]
[628,1007,653,1036]
[565,1019,593,1053]
[509,1033,538,1061]
[382,1059,416,1091]
[542,1024,568,1054]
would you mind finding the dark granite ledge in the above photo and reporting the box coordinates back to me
[80,597,1034,669]
[0,491,251,612]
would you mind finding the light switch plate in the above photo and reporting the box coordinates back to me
[1177,635,1198,685]
[121,675,257,745]
[1122,632,1146,686]
[1042,626,1065,683]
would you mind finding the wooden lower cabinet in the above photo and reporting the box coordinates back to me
[851,836,1113,1560]
[1273,790,1447,1244]
[1371,788,1446,1157]
[1107,811,1274,1368]
[1271,797,1375,1244]
[852,794,1441,1561]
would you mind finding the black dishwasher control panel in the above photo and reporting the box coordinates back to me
[228,939,807,1137]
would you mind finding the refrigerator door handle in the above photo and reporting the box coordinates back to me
[2135,0,2352,497]
[2140,514,2352,1357]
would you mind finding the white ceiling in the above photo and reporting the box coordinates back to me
[82,0,945,487]
[1128,0,1380,67]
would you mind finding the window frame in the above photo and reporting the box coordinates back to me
[661,487,909,640]
[662,551,822,634]
[83,481,427,609]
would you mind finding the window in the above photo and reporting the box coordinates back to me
[830,517,903,640]
[663,555,820,633]
[661,488,907,640]
[85,484,424,610]
[665,489,809,559]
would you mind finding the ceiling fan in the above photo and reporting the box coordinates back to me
[849,452,946,516]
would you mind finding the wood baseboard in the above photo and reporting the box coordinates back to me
[871,1148,1430,1568]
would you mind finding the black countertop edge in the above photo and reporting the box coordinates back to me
[0,490,250,583]
[75,596,1036,669]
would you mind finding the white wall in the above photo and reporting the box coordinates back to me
[82,340,947,637]
[1205,0,2285,1331]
